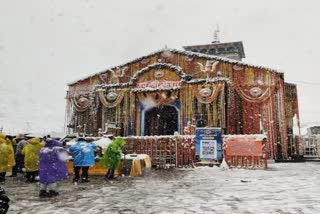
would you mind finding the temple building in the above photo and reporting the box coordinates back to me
[65,41,300,160]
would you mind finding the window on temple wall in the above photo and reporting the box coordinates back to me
[218,47,225,53]
[208,48,216,54]
[200,49,207,54]
[226,47,234,52]
[104,107,116,124]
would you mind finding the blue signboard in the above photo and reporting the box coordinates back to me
[195,128,223,162]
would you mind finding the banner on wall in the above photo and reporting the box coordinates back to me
[223,135,267,169]
[195,128,223,162]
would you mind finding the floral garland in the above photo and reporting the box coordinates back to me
[129,63,186,85]
[94,82,130,91]
[234,85,275,103]
[132,86,181,93]
[65,99,74,129]
[98,89,127,108]
[195,82,224,104]
[187,77,231,85]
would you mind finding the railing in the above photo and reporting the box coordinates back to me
[123,135,196,168]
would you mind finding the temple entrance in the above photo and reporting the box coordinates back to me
[144,105,178,136]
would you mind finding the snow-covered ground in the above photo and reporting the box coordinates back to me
[2,162,320,214]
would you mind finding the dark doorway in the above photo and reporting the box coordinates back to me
[145,105,178,136]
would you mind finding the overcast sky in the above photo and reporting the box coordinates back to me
[1,0,320,134]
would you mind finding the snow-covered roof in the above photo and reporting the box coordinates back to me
[68,48,282,86]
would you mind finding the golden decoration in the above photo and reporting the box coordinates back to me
[71,96,90,112]
[98,89,127,108]
[195,83,224,104]
[234,85,275,103]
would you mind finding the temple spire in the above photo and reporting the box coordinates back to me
[212,25,220,43]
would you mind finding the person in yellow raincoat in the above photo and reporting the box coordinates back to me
[0,133,15,181]
[0,137,10,182]
[21,137,44,182]
[4,135,16,175]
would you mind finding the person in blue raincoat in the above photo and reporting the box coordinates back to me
[69,138,96,183]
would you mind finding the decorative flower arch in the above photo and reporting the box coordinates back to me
[129,63,186,85]
[234,85,275,103]
[232,69,277,103]
[195,82,224,104]
[97,89,127,108]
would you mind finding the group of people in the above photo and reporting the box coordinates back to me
[0,133,25,182]
[0,132,126,213]
[0,134,50,183]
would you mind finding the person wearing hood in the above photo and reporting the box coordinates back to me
[99,136,126,180]
[4,135,16,177]
[69,138,97,183]
[0,133,15,181]
[38,139,69,198]
[0,137,10,182]
[15,134,28,174]
[21,138,44,182]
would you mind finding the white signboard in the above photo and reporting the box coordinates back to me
[200,140,217,159]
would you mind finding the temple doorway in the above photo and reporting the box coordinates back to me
[144,105,178,136]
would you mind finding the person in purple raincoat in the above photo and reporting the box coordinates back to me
[38,139,69,198]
